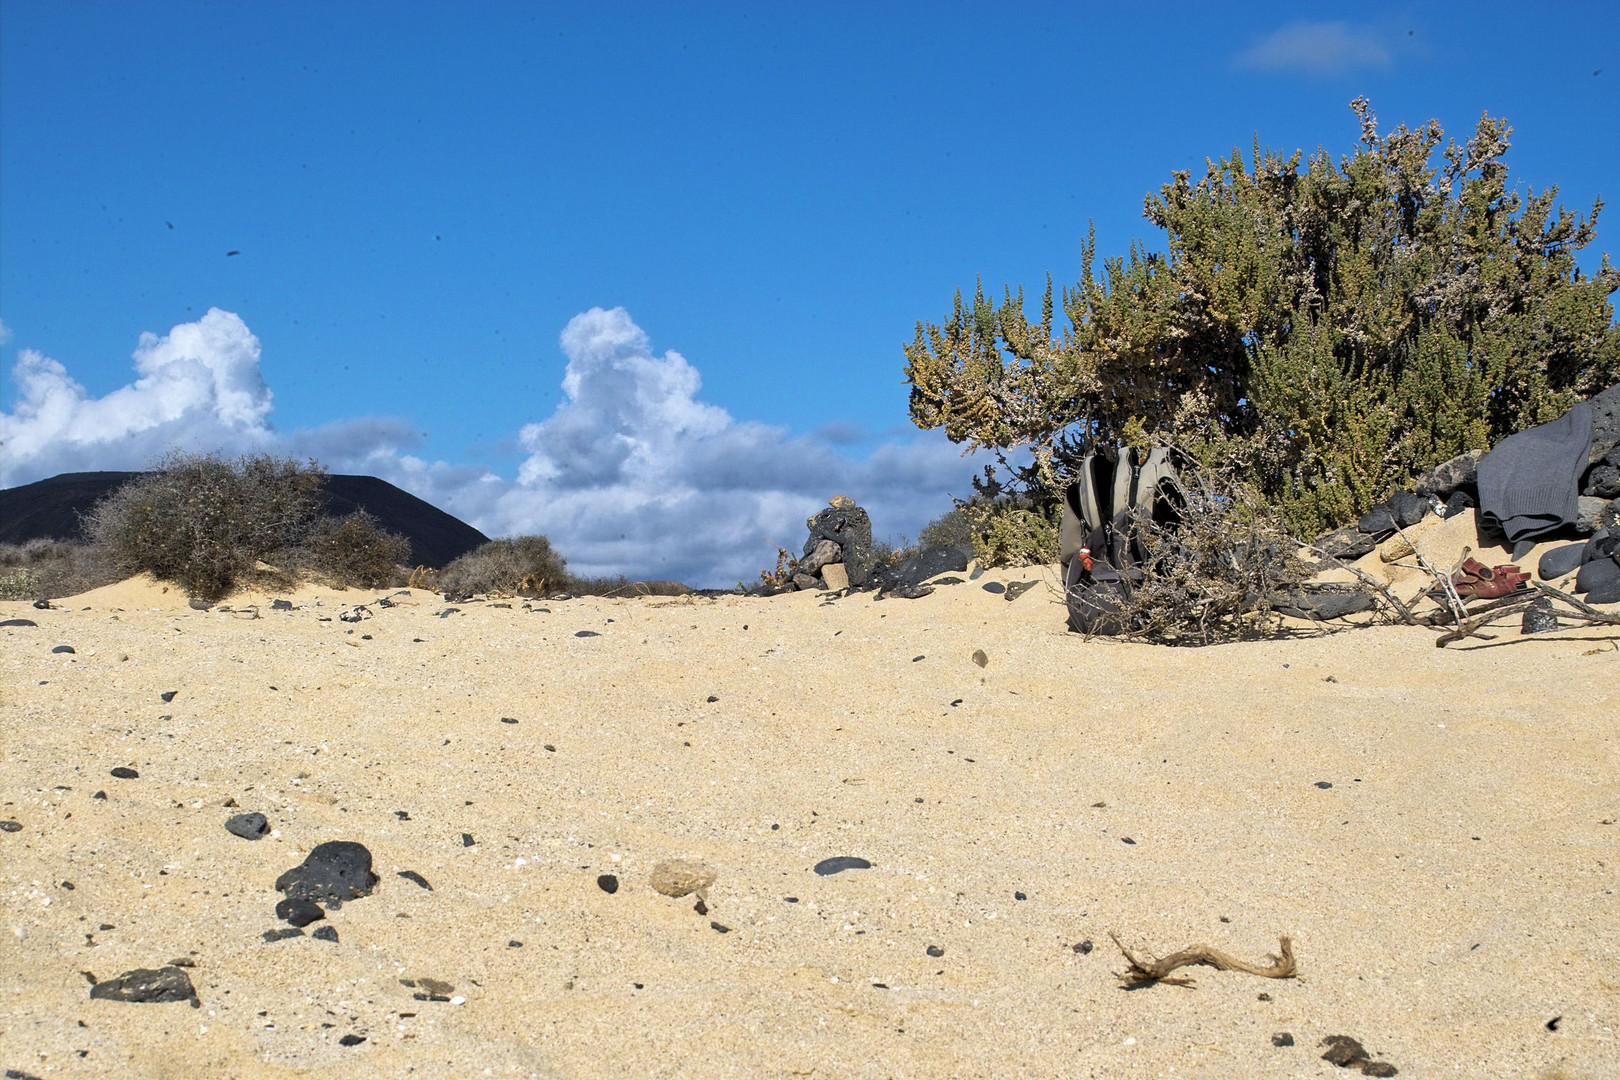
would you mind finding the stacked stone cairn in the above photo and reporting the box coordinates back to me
[782,495,875,592]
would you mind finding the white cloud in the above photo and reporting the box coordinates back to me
[0,318,12,346]
[1236,22,1392,75]
[1,306,988,586]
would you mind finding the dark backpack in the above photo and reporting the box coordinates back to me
[1059,448,1184,635]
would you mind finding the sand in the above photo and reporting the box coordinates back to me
[1,534,1616,1078]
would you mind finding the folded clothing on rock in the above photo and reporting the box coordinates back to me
[1477,401,1594,542]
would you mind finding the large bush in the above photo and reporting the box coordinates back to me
[437,535,568,596]
[0,539,122,601]
[82,452,411,601]
[904,99,1619,539]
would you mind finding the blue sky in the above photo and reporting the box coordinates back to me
[2,1,1617,584]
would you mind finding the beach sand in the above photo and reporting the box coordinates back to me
[1,530,1616,1078]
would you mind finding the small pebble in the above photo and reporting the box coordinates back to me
[706,695,719,703]
[461,833,475,847]
[710,921,732,933]
[574,630,599,638]
[397,870,433,890]
[1014,891,1027,901]
[311,926,339,942]
[262,928,305,943]
[813,856,872,876]
[0,617,39,627]
[395,810,411,820]
[597,874,620,894]
[500,717,518,725]
[1272,1032,1294,1047]
[0,821,21,833]
[926,945,944,958]
[51,645,76,654]
[160,691,178,702]
[275,898,325,927]
[92,791,106,800]
[508,940,523,948]
[1074,940,1093,954]
[1121,837,1135,845]
[224,813,269,840]
[61,881,75,890]
[110,767,138,779]
[971,649,988,668]
[338,1034,365,1047]
[1315,781,1333,789]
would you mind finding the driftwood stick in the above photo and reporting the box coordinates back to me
[1534,581,1620,623]
[1393,522,1467,624]
[1435,598,1538,647]
[1304,544,1418,625]
[1110,932,1297,988]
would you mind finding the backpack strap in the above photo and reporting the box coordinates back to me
[1110,448,1137,522]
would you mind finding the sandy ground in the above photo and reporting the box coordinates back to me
[1,523,1616,1079]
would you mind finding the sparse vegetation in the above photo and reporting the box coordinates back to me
[0,539,122,601]
[77,452,412,602]
[437,535,568,597]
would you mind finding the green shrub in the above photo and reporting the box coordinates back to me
[0,539,122,601]
[965,502,1059,568]
[917,507,976,551]
[294,511,411,589]
[568,575,691,597]
[83,452,326,602]
[438,535,567,596]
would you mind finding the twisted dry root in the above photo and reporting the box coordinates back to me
[1110,932,1297,988]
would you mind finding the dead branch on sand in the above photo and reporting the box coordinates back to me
[1110,932,1297,988]
[1433,581,1620,647]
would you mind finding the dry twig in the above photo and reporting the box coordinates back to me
[1110,932,1297,988]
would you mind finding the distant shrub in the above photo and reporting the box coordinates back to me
[967,502,1059,568]
[568,575,691,597]
[917,507,976,551]
[84,452,326,602]
[0,539,122,601]
[438,535,567,596]
[294,511,411,589]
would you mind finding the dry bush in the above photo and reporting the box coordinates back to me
[82,452,326,602]
[293,511,411,589]
[568,576,691,597]
[438,535,567,596]
[1104,460,1363,645]
[0,540,122,601]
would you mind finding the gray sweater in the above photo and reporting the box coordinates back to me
[1477,401,1593,541]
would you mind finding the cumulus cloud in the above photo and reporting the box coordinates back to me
[2,306,988,586]
[1236,22,1392,75]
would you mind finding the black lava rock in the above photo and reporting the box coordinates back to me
[110,767,138,779]
[270,599,293,611]
[926,945,944,958]
[1004,581,1037,601]
[338,1034,365,1046]
[1390,491,1430,527]
[1522,597,1560,635]
[981,581,1006,594]
[597,874,619,894]
[1315,781,1334,789]
[1074,940,1093,954]
[1584,464,1620,499]
[224,813,269,840]
[876,546,972,592]
[1321,1035,1370,1068]
[813,856,872,876]
[275,841,378,905]
[574,630,600,638]
[275,897,326,927]
[397,870,433,890]
[1272,1032,1295,1047]
[51,645,75,654]
[160,690,178,703]
[461,832,475,847]
[311,925,339,943]
[805,504,875,587]
[1357,504,1396,537]
[500,716,518,724]
[89,966,198,1004]
[0,821,20,833]
[262,927,305,943]
[0,618,39,627]
[1316,526,1378,560]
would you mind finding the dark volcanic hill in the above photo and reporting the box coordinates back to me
[0,472,489,569]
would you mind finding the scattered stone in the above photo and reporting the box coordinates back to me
[225,813,269,840]
[51,645,76,654]
[1074,940,1093,954]
[706,695,719,702]
[889,584,934,600]
[1414,449,1484,497]
[275,898,326,927]
[1377,535,1414,563]
[574,630,600,638]
[270,599,293,611]
[160,690,178,702]
[544,744,556,752]
[88,966,197,1004]
[813,856,872,876]
[693,898,708,915]
[397,870,432,890]
[0,618,38,627]
[1272,1032,1295,1047]
[981,581,1006,594]
[651,859,717,899]
[597,874,620,894]
[438,608,460,618]
[32,599,52,610]
[1315,781,1333,790]
[1316,525,1378,560]
[92,791,106,800]
[1004,581,1037,601]
[500,717,518,724]
[931,576,964,585]
[462,833,475,847]
[508,940,523,948]
[710,921,732,933]
[338,1034,365,1047]
[395,810,411,820]
[1576,495,1609,534]
[275,841,378,905]
[415,977,454,995]
[166,956,192,967]
[311,926,338,942]
[0,821,20,833]
[110,767,138,779]
[1522,597,1560,634]
[339,606,371,623]
[223,797,238,807]
[820,562,850,590]
[262,928,304,943]
[971,649,989,668]
[1441,490,1476,518]
[829,495,855,509]
[926,945,944,958]
[1121,837,1136,845]
[800,538,842,575]
[1321,1036,1371,1068]
[1014,891,1027,900]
